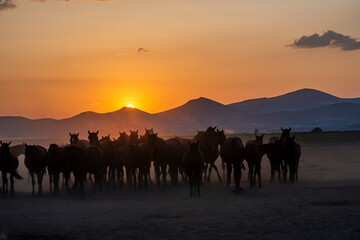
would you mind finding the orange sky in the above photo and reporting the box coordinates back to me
[0,0,359,119]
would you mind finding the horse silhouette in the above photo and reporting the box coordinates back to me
[283,135,301,183]
[182,141,204,198]
[196,127,225,182]
[84,131,105,193]
[128,143,153,189]
[220,137,245,191]
[48,144,66,194]
[129,130,139,145]
[266,137,282,182]
[25,144,48,195]
[63,144,83,192]
[0,141,23,195]
[147,133,184,187]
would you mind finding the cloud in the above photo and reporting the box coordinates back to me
[0,0,16,11]
[114,47,150,57]
[290,30,360,51]
[137,47,150,53]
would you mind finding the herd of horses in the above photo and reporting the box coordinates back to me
[0,127,301,198]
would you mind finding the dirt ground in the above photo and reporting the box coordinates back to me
[0,132,359,239]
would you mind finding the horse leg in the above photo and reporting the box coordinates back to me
[207,164,213,181]
[257,164,262,188]
[30,172,35,195]
[138,168,143,189]
[249,165,254,187]
[154,163,160,187]
[1,172,7,195]
[54,173,60,195]
[221,159,226,181]
[203,163,208,180]
[212,163,223,183]
[234,164,242,191]
[161,164,167,187]
[37,172,43,195]
[49,173,53,194]
[189,173,193,199]
[197,172,201,197]
[226,163,232,186]
[133,169,137,190]
[270,165,275,183]
[10,172,15,195]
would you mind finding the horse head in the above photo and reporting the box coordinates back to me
[88,130,99,145]
[129,130,139,145]
[69,132,80,145]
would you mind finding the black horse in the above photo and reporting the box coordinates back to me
[220,137,245,191]
[283,135,301,183]
[48,144,69,194]
[85,130,105,193]
[182,141,204,198]
[128,143,153,189]
[196,127,225,182]
[0,141,23,195]
[25,144,48,195]
[267,137,282,182]
[147,133,184,187]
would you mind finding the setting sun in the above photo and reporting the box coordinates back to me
[126,104,135,109]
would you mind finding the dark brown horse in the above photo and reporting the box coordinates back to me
[283,135,301,183]
[196,127,225,182]
[0,141,23,195]
[182,141,204,198]
[25,144,48,195]
[220,137,245,191]
[147,133,184,187]
[267,137,282,182]
[48,144,68,194]
[85,131,105,193]
[128,143,153,189]
[244,142,273,188]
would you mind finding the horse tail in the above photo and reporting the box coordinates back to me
[13,171,23,180]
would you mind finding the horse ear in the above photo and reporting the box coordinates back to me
[281,127,284,131]
[254,134,258,138]
[8,141,11,146]
[77,133,79,136]
[96,130,99,135]
[88,130,91,135]
[69,132,71,136]
[289,127,292,132]
[155,133,158,136]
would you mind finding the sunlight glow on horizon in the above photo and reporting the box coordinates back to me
[126,104,135,109]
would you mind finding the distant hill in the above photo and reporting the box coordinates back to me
[228,88,360,115]
[0,88,359,139]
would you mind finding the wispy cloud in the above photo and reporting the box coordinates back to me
[113,47,151,57]
[0,0,16,11]
[138,47,150,53]
[289,30,360,51]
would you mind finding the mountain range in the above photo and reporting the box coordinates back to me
[1,88,360,139]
